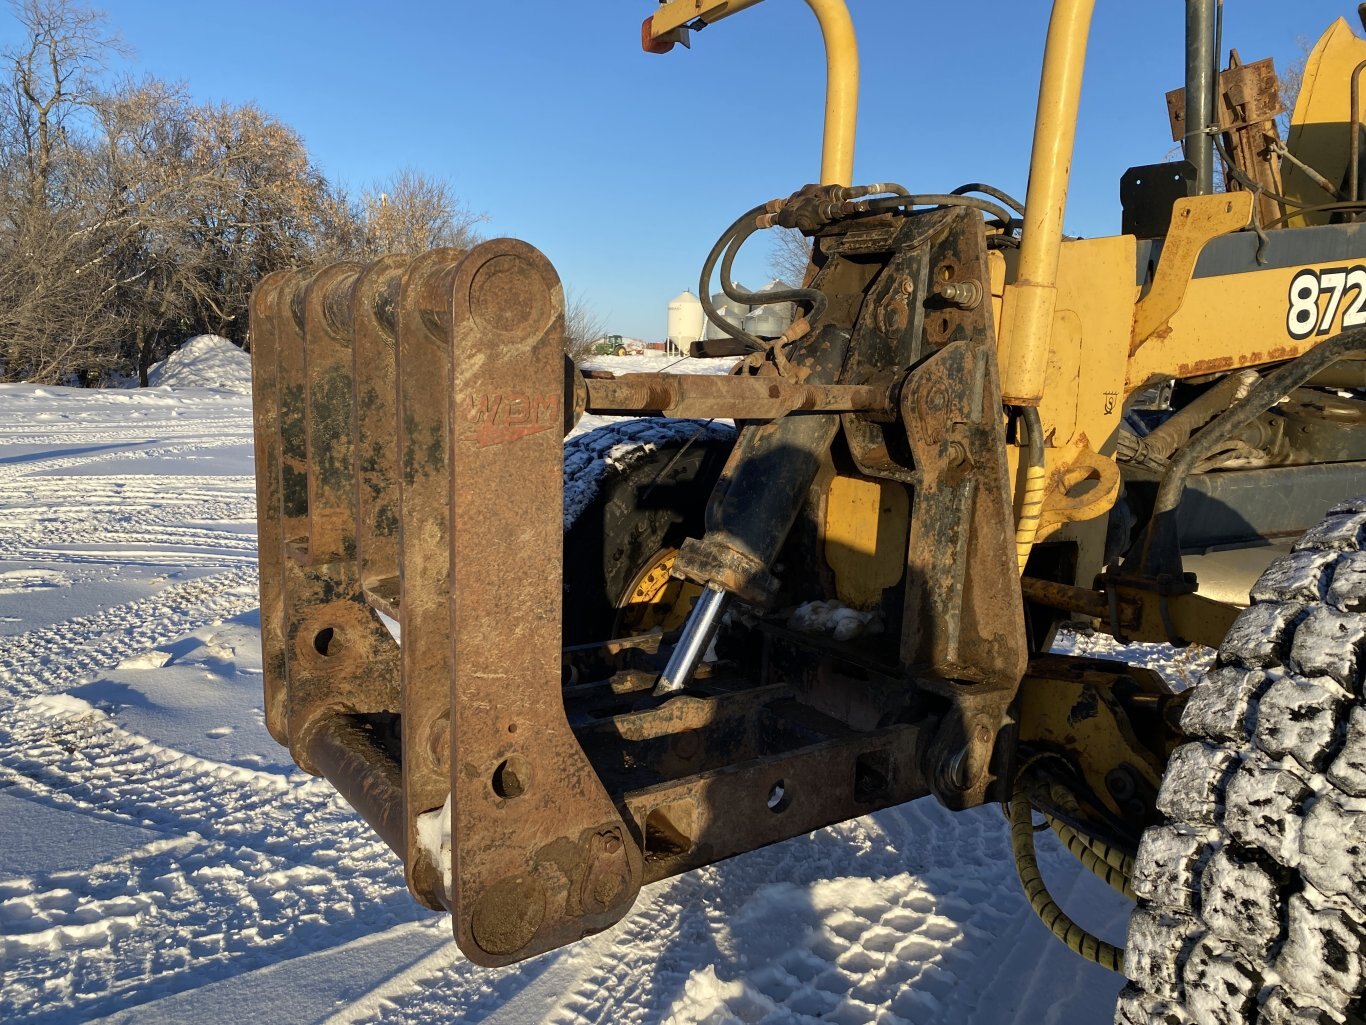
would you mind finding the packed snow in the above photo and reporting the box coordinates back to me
[0,345,1194,1023]
[789,599,885,641]
[145,334,254,393]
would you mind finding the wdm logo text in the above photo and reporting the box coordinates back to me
[465,392,560,447]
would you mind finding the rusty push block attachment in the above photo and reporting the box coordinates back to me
[250,238,930,969]
[252,239,643,965]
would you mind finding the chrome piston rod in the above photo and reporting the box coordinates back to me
[654,581,730,696]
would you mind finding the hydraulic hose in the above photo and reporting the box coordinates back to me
[1212,132,1313,212]
[699,182,1023,354]
[699,205,771,351]
[719,227,828,332]
[950,182,1027,218]
[856,193,1016,228]
[1045,814,1136,900]
[1117,369,1259,471]
[1010,785,1125,972]
[1150,330,1366,522]
[1263,202,1366,231]
[1015,406,1046,575]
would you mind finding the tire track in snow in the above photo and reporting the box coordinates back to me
[528,805,1022,1025]
[340,801,1123,1025]
[0,699,428,1024]
[336,804,1057,1025]
[0,477,256,552]
[0,436,249,484]
[0,565,260,705]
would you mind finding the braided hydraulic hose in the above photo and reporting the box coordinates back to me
[1009,786,1125,972]
[1014,406,1046,575]
[1045,814,1136,900]
[1061,816,1135,877]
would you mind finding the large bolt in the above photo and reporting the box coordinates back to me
[937,280,983,310]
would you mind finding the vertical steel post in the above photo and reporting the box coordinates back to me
[1184,0,1218,194]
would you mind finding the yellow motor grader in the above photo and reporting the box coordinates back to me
[249,2,1366,1021]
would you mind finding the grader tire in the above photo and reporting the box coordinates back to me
[562,418,735,644]
[1118,498,1366,1025]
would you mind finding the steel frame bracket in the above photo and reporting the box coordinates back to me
[250,238,937,970]
[252,241,644,967]
[897,212,1028,808]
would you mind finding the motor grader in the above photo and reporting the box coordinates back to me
[249,2,1366,1021]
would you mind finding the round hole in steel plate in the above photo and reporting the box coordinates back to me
[312,627,341,657]
[767,780,791,813]
[492,756,529,799]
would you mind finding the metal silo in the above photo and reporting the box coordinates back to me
[666,290,705,352]
[702,288,751,340]
[743,279,797,340]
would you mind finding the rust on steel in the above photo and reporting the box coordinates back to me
[582,373,896,419]
[303,263,363,562]
[444,238,643,966]
[250,263,401,778]
[274,270,311,548]
[293,261,401,739]
[394,246,467,910]
[305,715,407,860]
[247,240,945,974]
[897,210,1027,810]
[349,255,409,592]
[1021,575,1140,628]
[248,270,293,746]
[623,724,923,884]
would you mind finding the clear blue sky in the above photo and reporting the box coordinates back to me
[1,1,1339,339]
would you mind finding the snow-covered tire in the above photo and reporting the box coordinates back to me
[1118,497,1366,1025]
[562,419,735,643]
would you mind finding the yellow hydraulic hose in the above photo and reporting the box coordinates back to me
[1046,815,1137,900]
[1015,464,1046,575]
[1009,786,1125,972]
[1015,406,1046,575]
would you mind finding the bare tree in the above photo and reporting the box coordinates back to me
[338,168,486,258]
[0,0,125,381]
[768,227,813,287]
[0,1,489,384]
[3,0,123,202]
[563,287,608,362]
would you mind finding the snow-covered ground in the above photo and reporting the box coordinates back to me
[0,343,1186,1024]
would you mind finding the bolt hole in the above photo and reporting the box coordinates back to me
[492,757,528,799]
[940,317,951,334]
[854,751,892,803]
[938,265,954,282]
[313,627,340,657]
[507,723,518,734]
[766,780,791,813]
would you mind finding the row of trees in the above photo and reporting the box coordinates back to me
[1,0,602,385]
